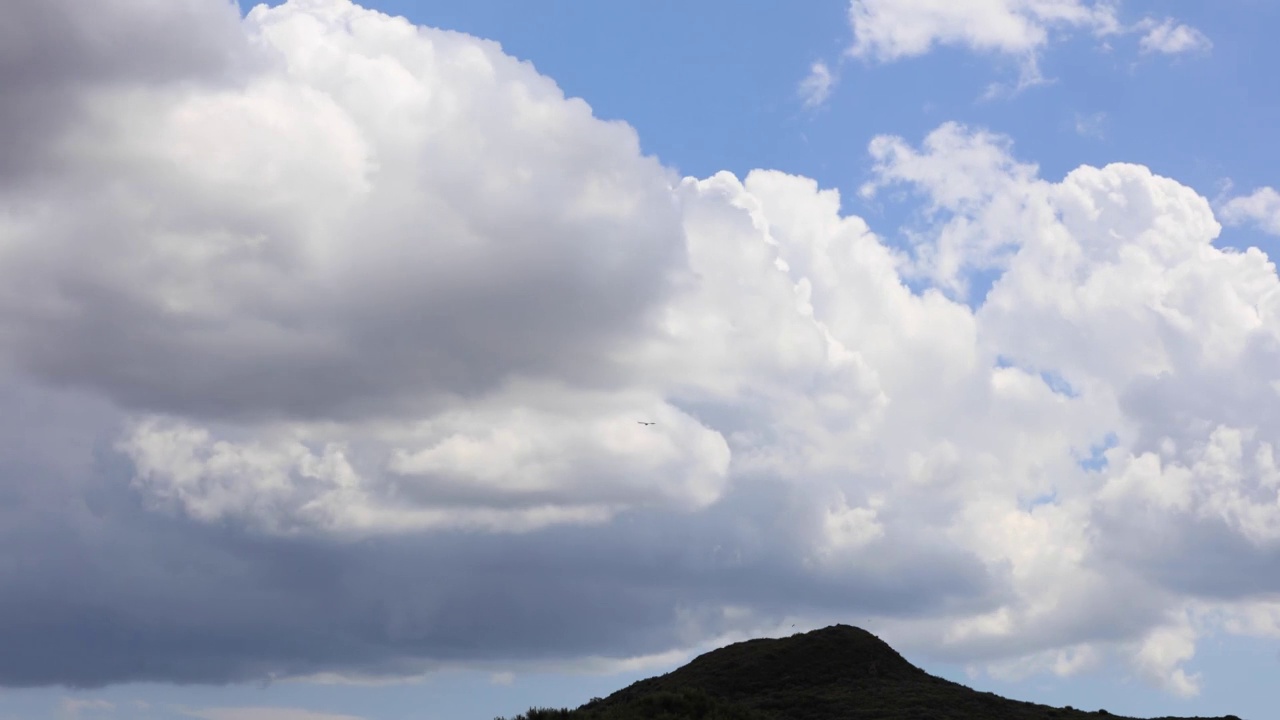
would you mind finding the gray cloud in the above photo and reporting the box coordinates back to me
[0,395,995,687]
[0,0,685,424]
[0,0,253,188]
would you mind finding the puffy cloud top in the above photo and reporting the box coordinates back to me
[0,0,686,423]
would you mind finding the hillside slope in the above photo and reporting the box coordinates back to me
[497,625,1243,720]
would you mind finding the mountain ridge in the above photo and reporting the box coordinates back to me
[497,625,1244,720]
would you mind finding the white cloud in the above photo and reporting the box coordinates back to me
[1129,612,1202,698]
[1220,186,1280,235]
[860,121,1044,297]
[846,0,1121,62]
[1220,600,1280,638]
[842,0,1209,98]
[798,61,836,108]
[810,491,885,565]
[972,642,1101,682]
[841,121,1280,689]
[1137,18,1213,55]
[121,387,731,535]
[0,0,685,422]
[1098,427,1280,545]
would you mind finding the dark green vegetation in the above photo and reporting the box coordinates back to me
[497,625,1243,720]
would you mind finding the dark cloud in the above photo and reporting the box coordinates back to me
[0,411,997,687]
[0,0,253,187]
[1091,507,1280,600]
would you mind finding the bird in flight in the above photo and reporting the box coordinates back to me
[637,421,656,426]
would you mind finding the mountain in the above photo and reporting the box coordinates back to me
[496,625,1243,720]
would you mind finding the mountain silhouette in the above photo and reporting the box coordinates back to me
[497,625,1244,720]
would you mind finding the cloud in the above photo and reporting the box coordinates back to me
[1219,186,1280,235]
[817,122,1280,690]
[119,392,731,535]
[846,0,1121,62]
[59,699,114,720]
[1137,18,1213,55]
[798,61,836,109]
[1129,612,1202,697]
[0,0,684,424]
[859,121,1043,297]
[180,708,364,720]
[1220,599,1280,638]
[0,0,255,187]
[1073,111,1106,139]
[2,0,1280,702]
[842,1,1209,98]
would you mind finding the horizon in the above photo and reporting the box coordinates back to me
[1,1,1278,719]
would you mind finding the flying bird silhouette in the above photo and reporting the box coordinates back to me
[637,421,656,426]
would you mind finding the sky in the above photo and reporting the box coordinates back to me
[1,1,1279,719]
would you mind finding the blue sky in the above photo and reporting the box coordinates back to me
[395,0,1280,305]
[2,1,1280,719]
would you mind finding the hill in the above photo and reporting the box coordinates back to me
[496,625,1243,720]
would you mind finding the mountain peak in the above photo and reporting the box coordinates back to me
[672,624,929,693]
[499,625,1246,720]
[582,624,934,716]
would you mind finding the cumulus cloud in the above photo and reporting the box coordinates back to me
[120,388,731,535]
[0,0,255,186]
[801,119,1280,692]
[0,0,685,423]
[846,0,1121,62]
[1137,18,1213,55]
[842,0,1209,98]
[1220,186,1280,236]
[1130,613,1202,697]
[859,121,1044,297]
[1,0,1280,702]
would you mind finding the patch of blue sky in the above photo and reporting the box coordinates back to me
[7,665,670,720]
[1039,370,1080,399]
[1020,489,1060,512]
[1079,432,1120,472]
[924,632,1275,720]
[963,266,1007,310]
[992,356,1080,399]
